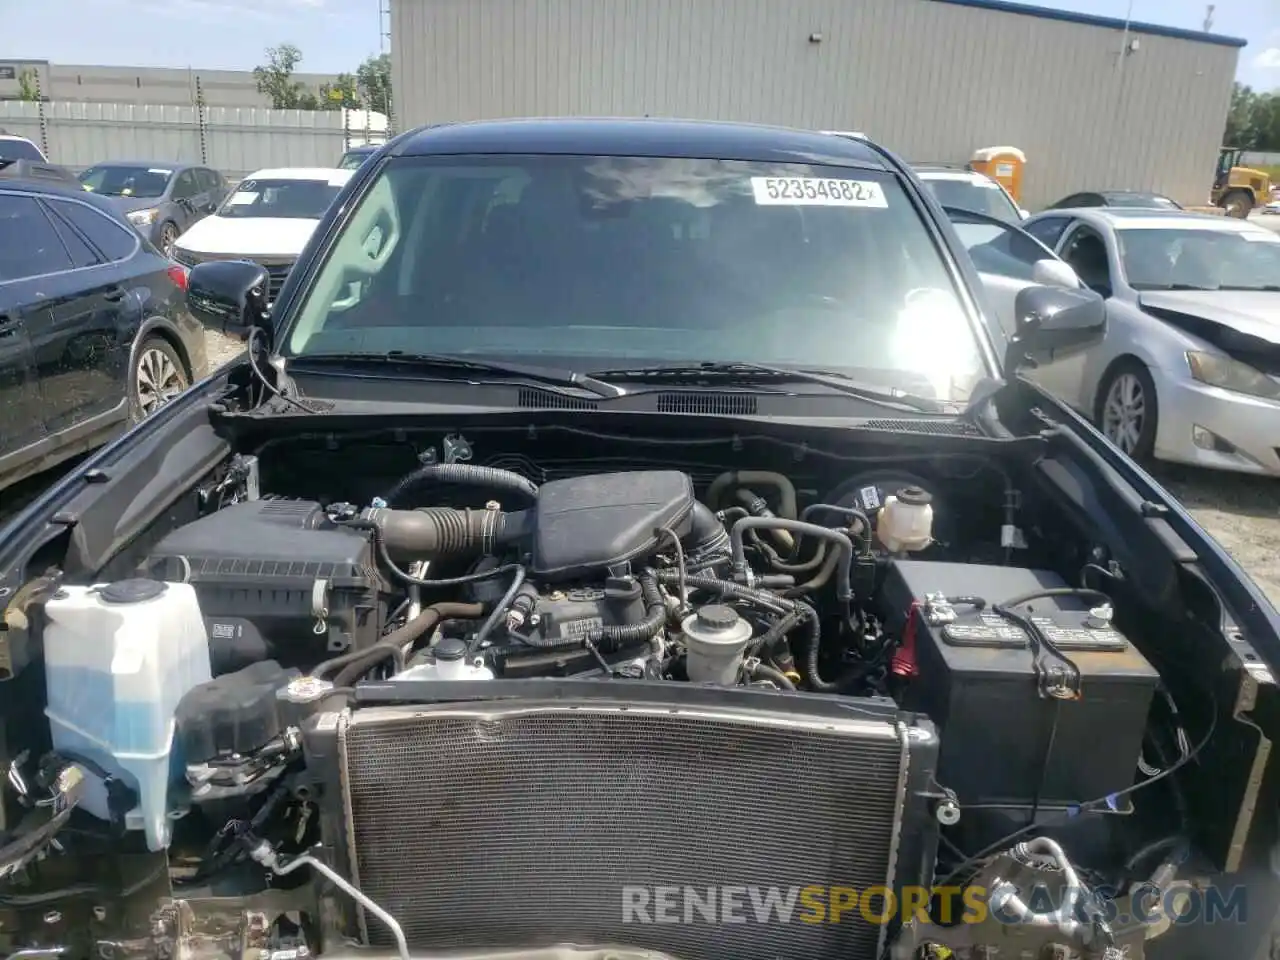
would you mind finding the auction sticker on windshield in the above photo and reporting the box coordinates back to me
[751,177,887,208]
[227,191,259,205]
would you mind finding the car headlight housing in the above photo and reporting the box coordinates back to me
[1186,351,1280,401]
[126,208,159,226]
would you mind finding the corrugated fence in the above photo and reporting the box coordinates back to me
[0,101,388,177]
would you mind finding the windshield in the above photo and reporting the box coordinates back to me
[218,178,343,219]
[1118,227,1280,291]
[0,138,44,162]
[920,176,1021,223]
[339,150,372,170]
[283,154,990,403]
[78,164,173,198]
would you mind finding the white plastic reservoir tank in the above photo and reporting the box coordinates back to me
[43,579,210,850]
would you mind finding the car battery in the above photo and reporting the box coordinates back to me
[881,560,1159,808]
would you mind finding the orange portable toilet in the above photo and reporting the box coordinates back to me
[969,146,1026,204]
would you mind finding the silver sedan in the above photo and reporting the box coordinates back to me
[953,207,1280,477]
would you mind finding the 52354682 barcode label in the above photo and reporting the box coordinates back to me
[750,177,888,208]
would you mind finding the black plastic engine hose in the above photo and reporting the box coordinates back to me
[729,517,854,603]
[382,462,539,508]
[796,600,842,693]
[584,570,667,647]
[652,570,794,615]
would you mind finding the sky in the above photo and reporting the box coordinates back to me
[1,0,1278,89]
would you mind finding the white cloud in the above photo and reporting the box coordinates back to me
[1252,48,1280,69]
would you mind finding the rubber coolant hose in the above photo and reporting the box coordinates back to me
[729,517,854,604]
[382,462,539,508]
[745,661,797,691]
[705,471,798,519]
[316,601,485,682]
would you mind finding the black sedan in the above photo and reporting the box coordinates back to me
[1048,189,1183,211]
[0,164,206,492]
[0,118,1276,960]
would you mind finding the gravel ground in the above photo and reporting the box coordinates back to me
[204,329,247,369]
[1154,466,1280,608]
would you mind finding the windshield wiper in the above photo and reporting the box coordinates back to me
[1216,284,1280,292]
[289,351,625,399]
[590,361,950,413]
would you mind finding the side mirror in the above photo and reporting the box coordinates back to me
[187,259,270,336]
[1032,258,1080,289]
[1005,285,1106,371]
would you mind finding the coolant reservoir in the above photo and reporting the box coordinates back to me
[43,579,211,850]
[392,637,495,681]
[682,604,753,685]
[877,486,934,553]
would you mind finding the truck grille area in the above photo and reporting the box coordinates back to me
[337,695,931,960]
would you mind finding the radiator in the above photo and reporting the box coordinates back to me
[332,686,938,960]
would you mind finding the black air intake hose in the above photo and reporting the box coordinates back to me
[687,501,731,555]
[363,506,531,561]
[382,463,539,507]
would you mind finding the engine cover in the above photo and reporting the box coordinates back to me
[315,682,938,960]
[531,471,695,581]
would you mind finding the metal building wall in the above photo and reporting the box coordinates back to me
[390,0,1240,209]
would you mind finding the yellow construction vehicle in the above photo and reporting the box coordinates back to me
[1212,147,1271,218]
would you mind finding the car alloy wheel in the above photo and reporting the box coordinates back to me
[133,339,189,418]
[159,222,179,257]
[1101,371,1148,454]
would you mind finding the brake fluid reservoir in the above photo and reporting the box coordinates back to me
[392,637,495,681]
[682,604,753,685]
[877,486,934,553]
[43,579,210,851]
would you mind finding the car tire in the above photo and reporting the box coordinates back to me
[1221,189,1253,219]
[158,221,179,257]
[1096,360,1158,461]
[130,336,190,422]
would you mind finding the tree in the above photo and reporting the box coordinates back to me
[17,68,40,102]
[1222,81,1280,152]
[319,72,363,110]
[253,43,318,109]
[1223,82,1257,147]
[356,53,392,116]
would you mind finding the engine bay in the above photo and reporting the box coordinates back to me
[0,420,1232,960]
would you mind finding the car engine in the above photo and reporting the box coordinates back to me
[1,429,1200,960]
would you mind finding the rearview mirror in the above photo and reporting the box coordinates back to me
[187,259,270,336]
[1005,285,1106,371]
[1032,258,1080,289]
